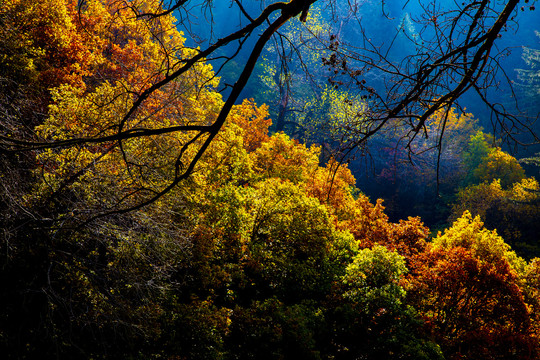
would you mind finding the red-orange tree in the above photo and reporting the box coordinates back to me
[407,213,538,359]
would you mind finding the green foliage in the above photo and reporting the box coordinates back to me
[332,246,444,360]
[462,131,525,188]
[257,7,329,98]
[299,86,368,146]
[343,245,407,310]
[254,5,334,133]
[463,131,491,181]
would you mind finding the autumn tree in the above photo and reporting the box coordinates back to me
[521,258,540,346]
[408,212,538,359]
[1,0,536,219]
[1,1,539,358]
[451,178,540,258]
[463,133,526,188]
[256,4,331,133]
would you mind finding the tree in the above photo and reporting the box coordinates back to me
[322,0,538,163]
[256,4,331,133]
[462,131,492,185]
[515,30,540,117]
[409,246,536,360]
[473,148,526,188]
[521,258,540,347]
[451,179,540,258]
[3,1,539,358]
[1,0,536,222]
[1,0,319,224]
[298,85,369,151]
[408,212,538,359]
[332,245,444,360]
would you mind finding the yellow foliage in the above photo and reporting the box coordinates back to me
[510,177,540,203]
[451,179,505,221]
[252,133,320,184]
[304,158,356,215]
[474,147,526,188]
[29,0,222,208]
[451,177,539,251]
[227,99,272,152]
[425,107,478,147]
[300,86,368,143]
[196,120,254,189]
[522,258,540,339]
[434,210,526,272]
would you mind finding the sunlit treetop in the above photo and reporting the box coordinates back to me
[342,245,408,309]
[433,210,526,273]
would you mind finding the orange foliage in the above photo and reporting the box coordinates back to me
[336,193,430,260]
[405,212,538,359]
[522,259,540,345]
[228,99,272,152]
[251,133,320,183]
[336,195,389,245]
[30,0,220,206]
[2,0,190,93]
[408,246,536,360]
[2,0,107,90]
[387,216,430,263]
[304,158,356,213]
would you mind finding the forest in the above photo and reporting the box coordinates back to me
[0,0,539,359]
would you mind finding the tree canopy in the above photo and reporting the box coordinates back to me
[1,1,539,359]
